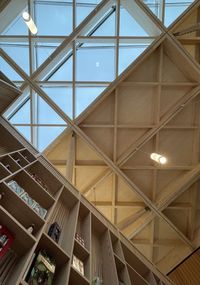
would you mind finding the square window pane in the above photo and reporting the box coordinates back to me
[35,3,72,35]
[76,45,115,81]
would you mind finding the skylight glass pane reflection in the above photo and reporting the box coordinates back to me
[119,44,148,75]
[1,43,29,75]
[76,44,115,81]
[38,126,66,151]
[35,2,72,35]
[42,86,73,118]
[75,86,106,117]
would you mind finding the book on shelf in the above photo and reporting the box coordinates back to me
[7,180,47,219]
[72,255,84,276]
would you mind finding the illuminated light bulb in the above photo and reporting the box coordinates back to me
[22,12,38,35]
[150,153,167,164]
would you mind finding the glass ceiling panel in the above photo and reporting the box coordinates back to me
[75,86,106,117]
[120,7,149,36]
[1,43,29,75]
[42,86,73,118]
[38,126,66,151]
[142,0,194,27]
[76,44,115,81]
[48,56,73,81]
[37,95,66,124]
[164,0,192,27]
[76,3,94,27]
[35,1,73,35]
[0,56,24,81]
[35,42,59,70]
[10,99,31,124]
[15,126,31,142]
[92,10,116,36]
[118,44,149,75]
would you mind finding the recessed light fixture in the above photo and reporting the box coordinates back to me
[96,62,100,67]
[150,153,167,164]
[22,12,38,35]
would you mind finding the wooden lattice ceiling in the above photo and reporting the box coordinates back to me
[43,0,200,275]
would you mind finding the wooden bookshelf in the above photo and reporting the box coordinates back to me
[0,81,174,285]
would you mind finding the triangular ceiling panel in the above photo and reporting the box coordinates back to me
[163,182,198,239]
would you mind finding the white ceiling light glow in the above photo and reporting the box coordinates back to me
[22,12,38,35]
[150,153,167,164]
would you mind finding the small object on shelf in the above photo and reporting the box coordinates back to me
[47,222,61,243]
[0,225,14,259]
[20,192,36,208]
[7,180,25,197]
[75,232,85,247]
[7,180,47,219]
[0,192,5,200]
[32,202,47,219]
[92,277,103,285]
[72,255,84,276]
[27,224,35,235]
[26,250,56,285]
[28,171,49,192]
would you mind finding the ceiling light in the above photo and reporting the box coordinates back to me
[22,12,38,35]
[150,153,167,164]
